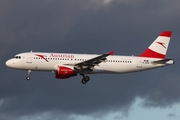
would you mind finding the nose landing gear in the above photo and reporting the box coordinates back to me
[26,70,31,80]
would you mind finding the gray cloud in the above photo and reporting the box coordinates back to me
[1,0,180,120]
[167,113,176,118]
[141,73,180,107]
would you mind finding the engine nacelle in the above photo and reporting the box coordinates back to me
[55,65,77,79]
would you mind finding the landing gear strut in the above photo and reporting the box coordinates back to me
[81,74,90,84]
[26,70,31,80]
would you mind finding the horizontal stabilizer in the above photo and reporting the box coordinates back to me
[152,58,174,64]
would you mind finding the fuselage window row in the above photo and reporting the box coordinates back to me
[32,57,132,63]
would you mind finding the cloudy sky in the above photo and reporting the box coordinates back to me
[1,0,180,120]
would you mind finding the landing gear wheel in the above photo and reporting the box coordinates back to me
[84,76,90,81]
[81,76,90,84]
[26,70,31,81]
[26,76,30,80]
[81,79,87,84]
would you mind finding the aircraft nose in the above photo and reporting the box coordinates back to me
[6,59,16,68]
[6,60,11,67]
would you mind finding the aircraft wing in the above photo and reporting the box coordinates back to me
[74,51,114,70]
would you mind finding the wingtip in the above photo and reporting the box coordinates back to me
[109,51,114,55]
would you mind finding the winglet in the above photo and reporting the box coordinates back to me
[109,51,114,55]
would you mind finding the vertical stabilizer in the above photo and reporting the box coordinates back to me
[139,31,172,59]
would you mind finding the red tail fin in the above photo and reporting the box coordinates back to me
[139,31,172,59]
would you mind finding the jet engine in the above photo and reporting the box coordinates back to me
[55,65,77,79]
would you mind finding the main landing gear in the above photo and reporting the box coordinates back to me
[26,70,31,81]
[81,74,90,84]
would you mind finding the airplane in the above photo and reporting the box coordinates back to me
[6,31,174,84]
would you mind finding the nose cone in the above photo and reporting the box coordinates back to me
[6,59,16,68]
[6,60,11,67]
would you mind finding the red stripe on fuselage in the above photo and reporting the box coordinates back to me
[139,48,165,59]
[35,54,49,62]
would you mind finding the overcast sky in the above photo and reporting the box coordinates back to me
[1,0,180,120]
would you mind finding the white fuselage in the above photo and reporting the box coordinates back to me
[6,52,173,74]
[5,31,174,84]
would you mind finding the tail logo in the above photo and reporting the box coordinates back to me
[156,42,166,48]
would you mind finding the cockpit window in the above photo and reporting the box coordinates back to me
[14,56,21,59]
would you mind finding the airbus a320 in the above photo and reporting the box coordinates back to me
[6,31,174,84]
